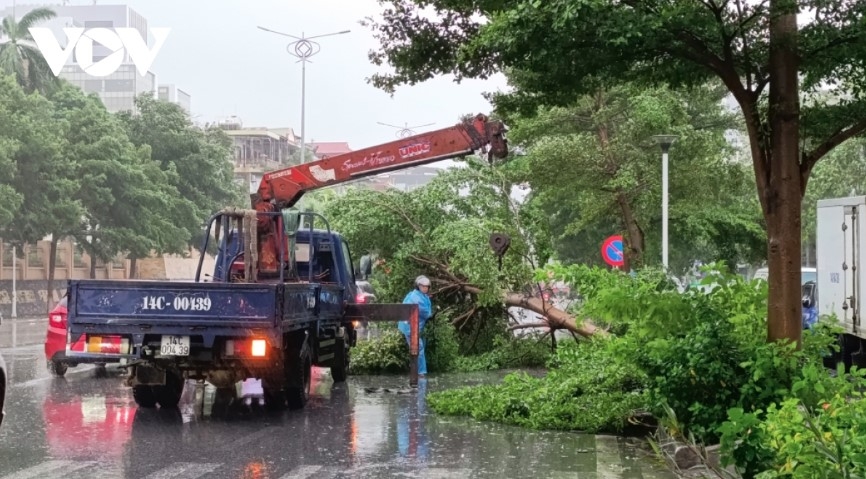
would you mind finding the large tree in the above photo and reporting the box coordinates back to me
[118,95,247,253]
[364,0,866,345]
[0,74,70,248]
[49,84,190,280]
[506,82,764,272]
[0,7,59,93]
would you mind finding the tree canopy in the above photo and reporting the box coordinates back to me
[505,82,765,273]
[0,76,247,280]
[365,0,866,345]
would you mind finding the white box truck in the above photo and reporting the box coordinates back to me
[816,195,866,370]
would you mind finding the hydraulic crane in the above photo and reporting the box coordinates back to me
[251,113,508,274]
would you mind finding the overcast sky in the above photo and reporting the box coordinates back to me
[1,0,510,149]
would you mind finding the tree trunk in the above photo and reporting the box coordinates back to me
[616,193,645,269]
[764,0,802,346]
[129,257,138,279]
[503,292,608,338]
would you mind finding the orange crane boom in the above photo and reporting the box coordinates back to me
[251,113,508,274]
[254,114,507,209]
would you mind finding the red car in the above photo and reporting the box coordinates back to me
[45,294,109,376]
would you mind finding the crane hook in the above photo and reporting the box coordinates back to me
[489,233,511,270]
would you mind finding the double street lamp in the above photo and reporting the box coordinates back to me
[257,26,350,163]
[652,134,678,270]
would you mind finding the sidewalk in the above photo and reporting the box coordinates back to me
[0,316,45,349]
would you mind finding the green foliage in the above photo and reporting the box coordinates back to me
[424,313,460,373]
[506,83,763,271]
[429,338,648,432]
[427,260,842,462]
[454,336,553,372]
[719,361,866,479]
[348,327,410,375]
[0,74,67,245]
[118,94,246,252]
[323,162,545,347]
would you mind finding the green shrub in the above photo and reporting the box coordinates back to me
[454,335,554,372]
[348,327,410,375]
[424,314,460,373]
[428,338,649,432]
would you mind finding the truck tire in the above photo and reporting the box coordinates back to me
[330,337,349,383]
[133,385,158,408]
[286,344,312,410]
[154,370,184,409]
[47,360,68,377]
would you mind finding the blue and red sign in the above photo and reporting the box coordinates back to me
[601,235,625,268]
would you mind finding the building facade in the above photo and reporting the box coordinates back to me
[158,84,191,114]
[218,117,301,193]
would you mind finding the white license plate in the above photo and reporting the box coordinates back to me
[159,335,190,356]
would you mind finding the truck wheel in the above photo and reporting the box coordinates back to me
[331,338,349,383]
[47,360,68,377]
[133,385,158,408]
[154,370,184,409]
[286,346,312,410]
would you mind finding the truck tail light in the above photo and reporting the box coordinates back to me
[355,294,366,304]
[86,335,130,355]
[225,339,268,358]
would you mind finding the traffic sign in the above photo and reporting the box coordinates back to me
[601,235,625,268]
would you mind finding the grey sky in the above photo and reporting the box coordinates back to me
[1,0,509,150]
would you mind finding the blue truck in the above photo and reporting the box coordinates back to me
[64,115,508,409]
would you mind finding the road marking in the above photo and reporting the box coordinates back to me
[278,465,333,479]
[142,462,221,479]
[0,460,96,479]
[419,468,473,478]
[220,426,280,451]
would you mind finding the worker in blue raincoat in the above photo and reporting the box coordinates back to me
[398,275,433,377]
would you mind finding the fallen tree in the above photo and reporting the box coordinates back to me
[322,161,607,342]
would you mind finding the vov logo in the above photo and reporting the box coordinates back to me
[29,27,170,77]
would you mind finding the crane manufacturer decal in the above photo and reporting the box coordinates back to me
[399,141,431,159]
[341,152,397,172]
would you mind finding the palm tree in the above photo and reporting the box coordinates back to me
[0,7,59,93]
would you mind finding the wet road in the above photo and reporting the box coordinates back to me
[0,345,675,478]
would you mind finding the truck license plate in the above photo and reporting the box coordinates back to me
[160,335,190,356]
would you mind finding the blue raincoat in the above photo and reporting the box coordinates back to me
[397,289,433,375]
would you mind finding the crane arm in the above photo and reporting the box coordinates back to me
[254,114,507,210]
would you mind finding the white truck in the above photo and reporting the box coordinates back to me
[816,196,866,370]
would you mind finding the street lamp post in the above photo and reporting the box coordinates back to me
[652,134,678,270]
[258,26,350,163]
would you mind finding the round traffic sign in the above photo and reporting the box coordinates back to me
[601,235,625,267]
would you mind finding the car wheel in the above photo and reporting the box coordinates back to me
[47,360,68,377]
